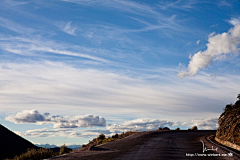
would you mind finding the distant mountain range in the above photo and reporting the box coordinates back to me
[36,144,82,150]
[0,124,38,159]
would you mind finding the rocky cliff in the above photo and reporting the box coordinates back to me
[215,94,240,148]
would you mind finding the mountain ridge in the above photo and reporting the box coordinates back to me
[0,124,38,159]
[36,144,82,150]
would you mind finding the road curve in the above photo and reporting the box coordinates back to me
[52,130,240,160]
[114,130,239,160]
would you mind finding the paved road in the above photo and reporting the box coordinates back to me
[114,130,239,160]
[52,130,240,160]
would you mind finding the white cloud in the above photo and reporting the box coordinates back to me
[178,24,240,78]
[14,116,220,138]
[16,127,115,138]
[59,21,77,36]
[16,128,82,138]
[107,118,173,133]
[4,0,30,6]
[182,118,219,130]
[228,18,240,26]
[0,17,36,35]
[6,110,45,123]
[1,61,240,121]
[218,0,232,7]
[6,110,106,128]
[61,0,185,33]
[156,0,200,11]
[196,40,200,45]
[15,128,111,138]
[0,36,108,62]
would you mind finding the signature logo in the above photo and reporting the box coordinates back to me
[200,140,218,153]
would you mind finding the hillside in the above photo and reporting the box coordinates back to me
[0,124,38,159]
[215,94,240,150]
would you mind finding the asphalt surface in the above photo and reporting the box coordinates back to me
[52,130,240,160]
[115,130,239,160]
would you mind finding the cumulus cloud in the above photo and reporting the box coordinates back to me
[182,118,218,130]
[178,24,240,78]
[5,110,45,123]
[16,118,174,138]
[13,117,220,138]
[107,118,173,133]
[6,110,106,128]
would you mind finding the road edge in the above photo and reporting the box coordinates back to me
[206,135,240,158]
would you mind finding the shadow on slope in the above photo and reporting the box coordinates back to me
[0,124,38,159]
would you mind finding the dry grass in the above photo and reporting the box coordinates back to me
[5,148,57,160]
[80,131,137,151]
[5,145,73,160]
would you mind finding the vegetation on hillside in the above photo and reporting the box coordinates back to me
[80,131,137,150]
[5,148,56,160]
[59,144,70,155]
[6,131,137,160]
[216,94,240,145]
[5,144,71,160]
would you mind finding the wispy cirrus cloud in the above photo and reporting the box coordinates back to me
[1,0,30,7]
[0,36,108,62]
[15,128,83,138]
[61,0,159,16]
[0,17,36,35]
[15,126,114,138]
[217,0,232,7]
[6,110,106,128]
[57,21,78,36]
[156,0,201,11]
[1,61,239,119]
[60,0,185,33]
[15,127,111,138]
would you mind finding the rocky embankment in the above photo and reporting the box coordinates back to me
[215,94,240,151]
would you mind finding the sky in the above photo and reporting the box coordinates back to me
[0,0,240,146]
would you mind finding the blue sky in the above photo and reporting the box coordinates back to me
[0,0,240,146]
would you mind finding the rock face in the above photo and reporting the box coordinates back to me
[215,97,240,146]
